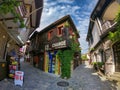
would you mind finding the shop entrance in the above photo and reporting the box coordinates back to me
[39,54,44,70]
[48,51,57,74]
[46,51,60,75]
[113,42,120,72]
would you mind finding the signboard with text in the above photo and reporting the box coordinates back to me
[14,71,24,86]
[45,40,67,50]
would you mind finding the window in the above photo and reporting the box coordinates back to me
[57,26,63,36]
[69,27,73,35]
[48,30,53,40]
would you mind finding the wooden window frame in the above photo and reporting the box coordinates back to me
[48,30,53,40]
[57,25,63,36]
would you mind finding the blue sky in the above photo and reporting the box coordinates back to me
[38,0,98,54]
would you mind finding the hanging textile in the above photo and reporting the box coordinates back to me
[48,51,52,73]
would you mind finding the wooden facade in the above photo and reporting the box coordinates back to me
[30,15,81,75]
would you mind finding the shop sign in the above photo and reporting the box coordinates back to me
[14,71,24,86]
[52,40,66,49]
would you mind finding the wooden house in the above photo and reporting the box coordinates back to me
[30,15,81,75]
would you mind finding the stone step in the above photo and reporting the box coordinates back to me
[107,72,120,82]
[114,72,120,75]
[110,74,120,78]
[107,76,120,82]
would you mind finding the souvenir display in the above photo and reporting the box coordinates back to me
[9,57,18,78]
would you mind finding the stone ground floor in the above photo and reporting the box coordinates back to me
[0,61,118,90]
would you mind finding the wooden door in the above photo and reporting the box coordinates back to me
[113,42,120,72]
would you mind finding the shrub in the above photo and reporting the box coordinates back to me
[92,62,104,70]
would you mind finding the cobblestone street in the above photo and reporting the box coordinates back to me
[0,62,117,90]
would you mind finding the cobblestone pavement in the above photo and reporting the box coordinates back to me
[0,62,117,90]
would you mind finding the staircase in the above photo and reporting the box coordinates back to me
[107,72,120,82]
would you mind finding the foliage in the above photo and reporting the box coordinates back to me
[81,54,88,61]
[57,50,73,78]
[108,9,120,42]
[89,48,95,51]
[0,0,25,28]
[64,21,70,28]
[92,62,104,70]
[57,33,80,79]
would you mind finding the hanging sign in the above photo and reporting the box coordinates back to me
[14,71,24,86]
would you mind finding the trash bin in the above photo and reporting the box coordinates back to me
[0,60,7,80]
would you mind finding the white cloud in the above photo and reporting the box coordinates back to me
[40,3,81,30]
[39,0,98,54]
[58,0,74,4]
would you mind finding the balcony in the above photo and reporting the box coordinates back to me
[16,1,27,17]
[102,20,115,33]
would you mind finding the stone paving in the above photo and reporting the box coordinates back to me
[0,62,117,90]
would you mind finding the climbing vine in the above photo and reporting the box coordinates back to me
[108,9,120,43]
[0,0,25,28]
[57,31,80,78]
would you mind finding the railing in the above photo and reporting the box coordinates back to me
[15,1,27,17]
[102,20,115,33]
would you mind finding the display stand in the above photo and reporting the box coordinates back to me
[9,57,18,78]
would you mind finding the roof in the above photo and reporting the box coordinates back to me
[38,15,80,38]
[35,0,43,28]
[86,0,114,41]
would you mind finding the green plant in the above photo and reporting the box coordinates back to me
[0,0,25,28]
[97,62,104,68]
[57,50,73,78]
[108,9,120,42]
[57,36,80,79]
[81,54,88,61]
[89,48,95,51]
[92,62,104,70]
[64,21,70,28]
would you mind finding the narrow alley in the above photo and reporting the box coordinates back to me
[0,62,116,90]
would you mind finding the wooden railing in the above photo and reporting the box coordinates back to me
[102,20,115,33]
[15,0,27,17]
